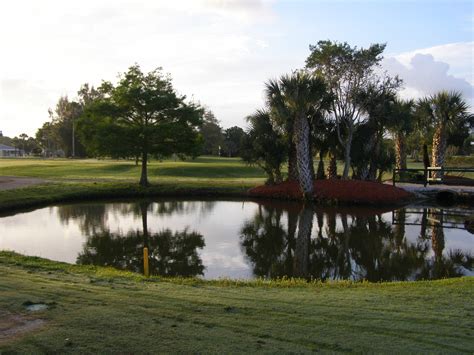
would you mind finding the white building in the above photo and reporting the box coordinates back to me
[0,144,22,157]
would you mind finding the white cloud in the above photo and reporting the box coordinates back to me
[383,42,473,106]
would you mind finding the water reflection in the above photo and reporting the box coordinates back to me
[240,202,473,281]
[1,199,472,281]
[77,229,205,277]
[69,201,207,277]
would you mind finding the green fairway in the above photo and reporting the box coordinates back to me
[0,252,472,353]
[0,157,270,212]
[0,156,267,185]
[1,156,471,185]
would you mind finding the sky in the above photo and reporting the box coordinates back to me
[0,0,472,137]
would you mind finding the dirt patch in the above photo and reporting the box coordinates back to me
[0,312,45,343]
[248,180,413,205]
[0,177,45,191]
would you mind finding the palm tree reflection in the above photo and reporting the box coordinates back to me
[240,204,473,281]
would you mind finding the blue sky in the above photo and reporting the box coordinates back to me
[272,0,472,52]
[0,0,472,137]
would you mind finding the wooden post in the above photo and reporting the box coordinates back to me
[143,247,149,277]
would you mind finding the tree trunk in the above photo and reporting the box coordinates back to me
[264,163,275,185]
[316,153,325,180]
[368,139,380,181]
[139,151,149,187]
[431,124,446,179]
[274,168,283,184]
[294,206,313,278]
[293,114,314,198]
[327,150,337,179]
[287,142,299,181]
[423,144,430,169]
[342,128,353,180]
[395,133,407,170]
[308,133,315,181]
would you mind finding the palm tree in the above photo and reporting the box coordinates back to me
[417,91,472,178]
[265,79,299,181]
[273,71,329,198]
[242,109,287,184]
[388,99,415,170]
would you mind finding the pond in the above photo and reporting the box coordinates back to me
[1,199,473,281]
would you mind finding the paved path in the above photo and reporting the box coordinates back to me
[0,176,46,191]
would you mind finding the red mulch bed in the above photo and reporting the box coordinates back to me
[249,180,413,205]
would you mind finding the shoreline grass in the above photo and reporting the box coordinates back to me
[0,181,253,214]
[1,252,473,353]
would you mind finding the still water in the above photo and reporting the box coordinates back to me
[1,199,473,281]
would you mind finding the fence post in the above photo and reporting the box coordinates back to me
[392,169,396,186]
[143,247,149,277]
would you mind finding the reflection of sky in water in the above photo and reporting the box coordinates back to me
[1,201,473,280]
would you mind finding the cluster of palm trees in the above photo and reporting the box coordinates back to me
[242,41,472,197]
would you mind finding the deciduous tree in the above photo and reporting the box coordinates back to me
[78,65,203,186]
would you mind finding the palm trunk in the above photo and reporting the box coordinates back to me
[288,142,299,181]
[327,150,337,179]
[294,114,314,198]
[395,133,407,170]
[139,150,149,187]
[431,124,447,179]
[308,133,315,181]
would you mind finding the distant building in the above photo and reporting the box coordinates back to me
[0,144,23,157]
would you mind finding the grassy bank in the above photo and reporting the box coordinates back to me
[0,181,252,214]
[1,252,473,353]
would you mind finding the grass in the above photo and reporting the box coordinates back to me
[1,252,473,353]
[0,156,266,184]
[0,157,267,212]
[1,158,473,352]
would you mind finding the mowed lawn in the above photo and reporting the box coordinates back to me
[1,156,472,185]
[0,253,473,353]
[0,157,267,187]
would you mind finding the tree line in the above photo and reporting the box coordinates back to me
[5,40,472,191]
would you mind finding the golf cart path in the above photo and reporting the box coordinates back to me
[0,176,46,191]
